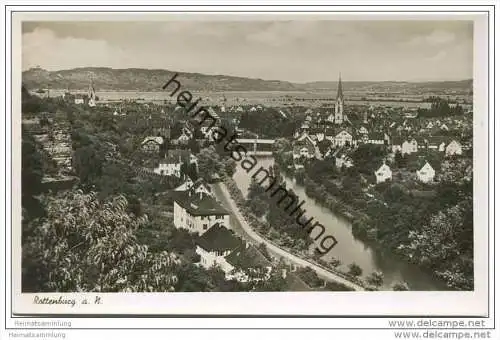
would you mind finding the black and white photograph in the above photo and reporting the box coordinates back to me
[8,8,492,321]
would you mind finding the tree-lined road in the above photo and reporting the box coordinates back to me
[212,182,365,291]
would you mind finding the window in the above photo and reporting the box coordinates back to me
[203,224,208,230]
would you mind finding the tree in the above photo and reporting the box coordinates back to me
[257,243,272,261]
[398,199,473,290]
[22,191,179,292]
[329,258,341,268]
[352,144,387,175]
[22,129,44,219]
[188,137,200,154]
[197,146,223,181]
[366,271,384,288]
[348,263,363,277]
[392,281,410,291]
[73,145,105,187]
[394,150,406,168]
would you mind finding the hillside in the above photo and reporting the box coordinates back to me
[22,67,473,93]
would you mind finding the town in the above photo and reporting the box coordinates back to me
[21,67,473,293]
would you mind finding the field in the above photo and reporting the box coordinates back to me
[35,89,474,109]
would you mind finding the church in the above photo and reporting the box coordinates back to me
[334,73,347,125]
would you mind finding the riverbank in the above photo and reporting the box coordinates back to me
[275,159,366,223]
[274,160,456,291]
[215,179,365,291]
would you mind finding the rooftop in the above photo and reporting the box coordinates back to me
[197,224,242,252]
[172,190,229,217]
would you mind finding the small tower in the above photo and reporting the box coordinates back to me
[334,73,344,124]
[88,75,96,107]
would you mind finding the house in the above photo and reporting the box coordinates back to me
[358,126,369,135]
[367,132,385,145]
[196,224,243,270]
[293,133,317,159]
[401,138,418,155]
[167,149,197,166]
[326,112,335,123]
[141,136,164,153]
[335,154,354,169]
[314,131,325,142]
[391,136,404,153]
[74,96,84,105]
[174,176,195,191]
[153,156,182,177]
[173,190,230,235]
[374,163,392,183]
[223,244,273,282]
[445,140,463,156]
[416,161,436,183]
[189,178,213,197]
[300,121,311,132]
[177,130,191,145]
[333,130,353,147]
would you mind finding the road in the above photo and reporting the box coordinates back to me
[212,182,365,291]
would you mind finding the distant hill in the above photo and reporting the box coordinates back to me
[22,67,473,93]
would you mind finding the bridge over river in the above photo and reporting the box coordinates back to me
[235,138,275,156]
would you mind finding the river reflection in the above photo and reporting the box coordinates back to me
[232,156,448,291]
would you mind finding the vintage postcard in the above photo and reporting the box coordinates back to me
[10,10,490,317]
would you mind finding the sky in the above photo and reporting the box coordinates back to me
[21,20,473,82]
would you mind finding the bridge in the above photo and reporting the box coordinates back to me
[236,138,275,156]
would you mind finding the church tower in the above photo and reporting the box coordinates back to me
[88,76,96,107]
[334,73,344,124]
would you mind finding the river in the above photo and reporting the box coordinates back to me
[232,156,448,291]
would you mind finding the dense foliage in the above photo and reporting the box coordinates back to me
[22,191,179,292]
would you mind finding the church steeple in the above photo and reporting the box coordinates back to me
[88,75,96,107]
[334,72,344,124]
[336,73,343,100]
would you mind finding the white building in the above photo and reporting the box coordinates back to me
[359,126,369,135]
[335,154,354,169]
[293,133,317,159]
[374,163,392,183]
[173,190,230,235]
[416,162,436,183]
[196,224,242,270]
[141,136,164,153]
[177,130,191,144]
[367,132,385,145]
[153,156,182,177]
[196,226,272,283]
[401,138,418,155]
[445,140,463,156]
[223,245,273,282]
[333,130,353,147]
